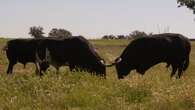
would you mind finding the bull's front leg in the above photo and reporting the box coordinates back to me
[35,62,43,76]
[7,61,16,74]
[52,63,60,74]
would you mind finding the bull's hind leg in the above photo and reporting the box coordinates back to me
[136,69,145,75]
[7,61,16,74]
[55,66,60,74]
[69,64,76,72]
[166,63,171,68]
[177,67,183,79]
[177,63,184,79]
[170,65,177,78]
[51,63,60,74]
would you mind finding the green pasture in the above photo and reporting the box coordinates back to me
[0,38,194,110]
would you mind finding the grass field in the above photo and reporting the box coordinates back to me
[0,38,195,110]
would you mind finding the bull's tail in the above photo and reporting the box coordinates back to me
[183,57,189,71]
[183,39,191,71]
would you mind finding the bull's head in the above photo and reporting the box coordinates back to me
[114,57,131,79]
[95,59,106,77]
[106,57,131,79]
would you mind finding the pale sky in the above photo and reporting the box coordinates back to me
[0,0,195,39]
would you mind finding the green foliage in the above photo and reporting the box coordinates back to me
[122,87,151,104]
[0,72,152,110]
[129,30,149,39]
[177,0,195,13]
[29,26,45,38]
[102,35,116,40]
[48,28,72,38]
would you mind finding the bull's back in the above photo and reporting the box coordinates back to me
[6,39,37,63]
[123,37,171,57]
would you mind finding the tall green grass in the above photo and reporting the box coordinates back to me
[0,69,195,110]
[0,71,152,110]
[0,39,194,110]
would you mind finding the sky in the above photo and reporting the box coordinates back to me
[0,0,195,39]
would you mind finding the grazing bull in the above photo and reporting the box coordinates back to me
[113,33,191,79]
[36,36,106,77]
[4,39,49,75]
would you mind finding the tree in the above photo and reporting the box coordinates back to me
[117,35,126,39]
[48,28,72,38]
[129,30,148,39]
[102,35,109,39]
[177,0,195,13]
[102,35,116,39]
[29,26,45,39]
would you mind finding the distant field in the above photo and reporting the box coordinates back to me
[0,38,195,110]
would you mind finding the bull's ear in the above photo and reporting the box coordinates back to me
[115,57,122,63]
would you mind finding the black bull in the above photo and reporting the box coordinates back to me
[4,36,106,76]
[113,33,191,79]
[4,38,50,74]
[35,36,106,76]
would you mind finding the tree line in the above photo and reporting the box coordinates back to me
[29,26,72,39]
[29,26,153,40]
[102,31,153,40]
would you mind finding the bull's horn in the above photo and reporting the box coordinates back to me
[115,57,122,63]
[100,60,105,65]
